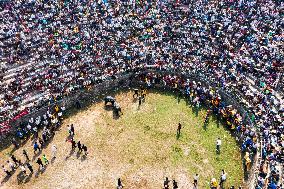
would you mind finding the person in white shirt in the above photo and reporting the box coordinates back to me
[2,165,11,176]
[193,173,199,187]
[51,145,57,159]
[216,138,222,153]
[20,164,27,176]
[7,161,15,171]
[219,169,227,188]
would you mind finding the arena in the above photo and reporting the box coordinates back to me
[0,90,245,188]
[0,0,283,189]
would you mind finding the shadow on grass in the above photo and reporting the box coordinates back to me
[7,136,31,155]
[203,121,208,130]
[32,150,42,161]
[81,154,87,162]
[104,105,113,111]
[17,172,26,184]
[23,173,33,183]
[65,148,75,160]
[51,157,56,164]
[41,135,55,150]
[112,112,120,120]
[176,133,182,140]
[132,98,138,103]
[34,165,47,178]
[17,170,35,184]
[1,175,11,185]
[76,151,81,159]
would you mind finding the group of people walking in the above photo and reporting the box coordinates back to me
[1,122,91,183]
[66,124,88,156]
[1,143,57,180]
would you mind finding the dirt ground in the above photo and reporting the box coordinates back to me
[0,91,243,189]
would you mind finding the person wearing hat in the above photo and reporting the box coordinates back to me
[210,178,218,189]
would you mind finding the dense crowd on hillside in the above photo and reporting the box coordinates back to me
[0,0,283,188]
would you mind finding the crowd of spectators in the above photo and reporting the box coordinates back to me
[0,0,282,121]
[0,0,283,188]
[139,71,283,188]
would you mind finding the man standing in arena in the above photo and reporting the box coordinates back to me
[216,138,222,154]
[82,144,88,156]
[70,124,75,136]
[219,169,227,188]
[117,178,123,189]
[7,160,15,171]
[138,95,143,106]
[26,162,33,173]
[133,88,139,98]
[71,139,77,150]
[163,177,170,189]
[23,149,30,162]
[51,145,57,159]
[36,158,44,169]
[77,141,82,153]
[11,154,20,166]
[33,141,41,154]
[177,123,182,139]
[173,179,178,189]
[19,164,27,176]
[193,173,199,187]
[42,154,49,165]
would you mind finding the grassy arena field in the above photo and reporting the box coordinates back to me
[0,90,244,189]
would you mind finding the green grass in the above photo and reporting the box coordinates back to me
[95,91,244,188]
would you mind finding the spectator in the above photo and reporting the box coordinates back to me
[19,164,27,176]
[2,165,11,177]
[173,179,178,189]
[42,154,49,165]
[36,158,44,169]
[11,155,20,166]
[23,149,30,162]
[33,141,40,154]
[219,169,227,188]
[26,162,33,173]
[164,177,170,189]
[193,174,199,187]
[117,178,123,189]
[51,145,57,159]
[216,138,222,154]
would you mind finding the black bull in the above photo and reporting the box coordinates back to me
[104,96,122,116]
[104,96,116,106]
